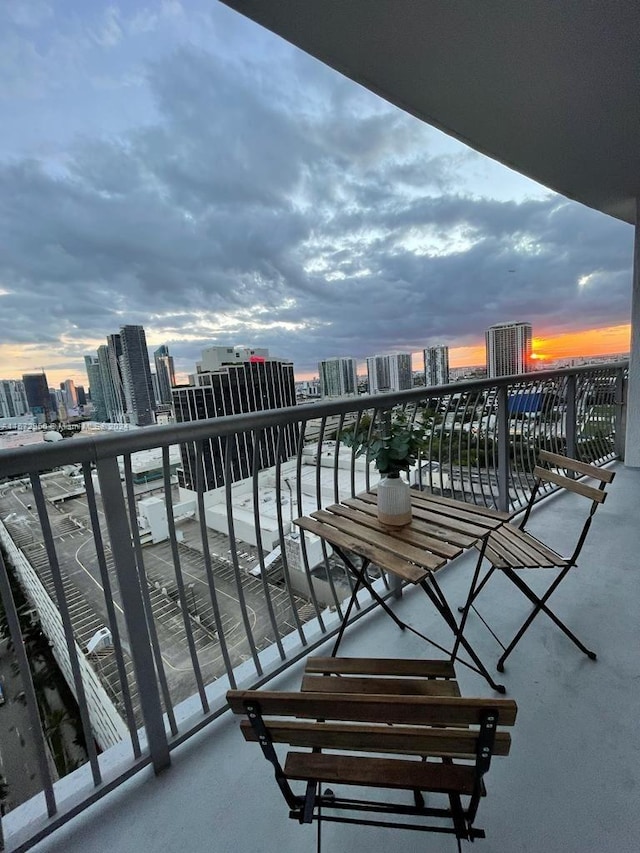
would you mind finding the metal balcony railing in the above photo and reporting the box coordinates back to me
[0,362,626,852]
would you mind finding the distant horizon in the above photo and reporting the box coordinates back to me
[294,322,631,383]
[0,321,631,390]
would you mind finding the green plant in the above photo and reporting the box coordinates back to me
[341,410,429,478]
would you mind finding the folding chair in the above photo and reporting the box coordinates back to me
[227,657,517,851]
[465,450,615,671]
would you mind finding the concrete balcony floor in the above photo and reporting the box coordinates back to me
[31,462,639,853]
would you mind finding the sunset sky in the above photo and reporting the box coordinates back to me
[444,324,631,373]
[0,1,635,390]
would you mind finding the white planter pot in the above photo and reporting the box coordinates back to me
[377,475,412,527]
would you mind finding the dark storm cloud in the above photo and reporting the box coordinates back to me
[0,36,634,379]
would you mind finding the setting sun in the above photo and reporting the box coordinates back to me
[444,323,630,372]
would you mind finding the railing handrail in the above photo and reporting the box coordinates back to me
[0,361,628,478]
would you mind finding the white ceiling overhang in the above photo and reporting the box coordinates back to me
[221,0,640,224]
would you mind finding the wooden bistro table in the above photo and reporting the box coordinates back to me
[294,490,511,693]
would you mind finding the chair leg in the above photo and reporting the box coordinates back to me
[497,567,597,671]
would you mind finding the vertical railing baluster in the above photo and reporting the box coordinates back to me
[30,475,102,785]
[496,385,510,513]
[458,391,472,501]
[223,435,263,677]
[615,367,626,459]
[95,457,170,773]
[511,379,528,506]
[313,416,345,616]
[83,463,141,757]
[333,412,346,504]
[557,375,568,457]
[121,456,177,738]
[474,388,491,507]
[0,547,57,818]
[565,373,577,460]
[162,447,209,712]
[349,410,363,499]
[295,422,326,632]
[194,439,236,688]
[251,429,286,660]
[446,394,458,498]
[364,408,377,494]
[273,425,307,646]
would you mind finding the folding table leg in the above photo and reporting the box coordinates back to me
[420,574,506,693]
[330,548,407,657]
[452,536,489,662]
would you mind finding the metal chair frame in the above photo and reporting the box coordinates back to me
[227,658,517,851]
[465,450,614,671]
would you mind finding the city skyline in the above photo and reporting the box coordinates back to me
[0,3,635,389]
[0,322,632,392]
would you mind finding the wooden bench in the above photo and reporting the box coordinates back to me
[227,657,517,848]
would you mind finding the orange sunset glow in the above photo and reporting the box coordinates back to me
[0,324,631,388]
[447,323,631,370]
[529,325,631,362]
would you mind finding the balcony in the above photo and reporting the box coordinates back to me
[0,364,635,851]
[20,457,640,853]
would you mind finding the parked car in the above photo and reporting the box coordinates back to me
[0,680,5,706]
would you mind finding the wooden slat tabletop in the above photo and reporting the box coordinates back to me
[294,489,502,584]
[294,516,430,583]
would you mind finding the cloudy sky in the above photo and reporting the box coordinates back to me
[0,0,635,387]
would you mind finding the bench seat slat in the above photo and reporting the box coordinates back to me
[240,719,512,757]
[304,657,457,679]
[498,525,567,567]
[227,690,518,727]
[285,752,477,795]
[301,674,461,697]
[490,528,556,568]
[484,527,567,568]
[483,529,555,568]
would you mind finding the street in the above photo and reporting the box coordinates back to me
[0,638,48,814]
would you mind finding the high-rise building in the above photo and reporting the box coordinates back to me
[173,346,297,491]
[485,322,532,378]
[154,344,176,404]
[62,379,78,410]
[120,325,156,427]
[366,352,413,394]
[96,345,122,423]
[318,357,358,398]
[0,380,28,419]
[76,385,87,407]
[423,346,450,387]
[22,373,53,423]
[83,354,104,417]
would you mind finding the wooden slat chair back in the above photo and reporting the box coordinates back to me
[469,450,615,670]
[227,657,517,849]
